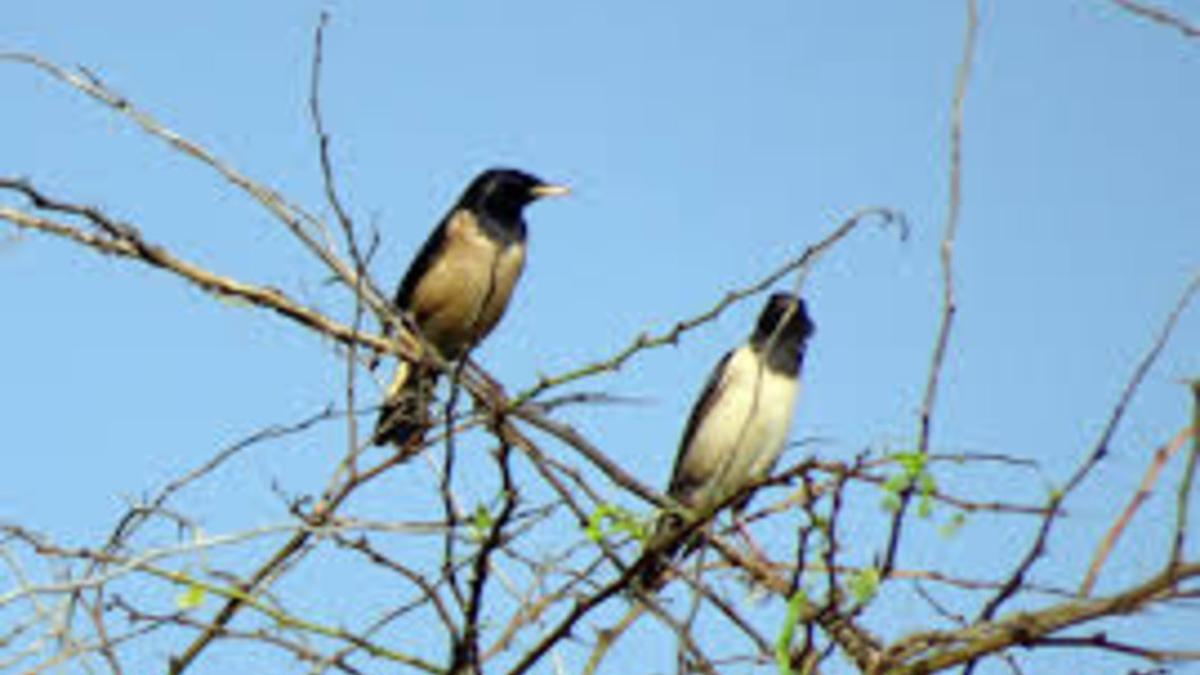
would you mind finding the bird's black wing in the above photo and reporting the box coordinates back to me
[394,211,454,309]
[666,349,734,501]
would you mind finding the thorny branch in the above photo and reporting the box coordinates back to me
[510,204,907,408]
[4,8,1200,675]
[0,180,401,358]
[0,51,394,324]
[452,441,518,674]
[309,11,373,462]
[972,271,1200,630]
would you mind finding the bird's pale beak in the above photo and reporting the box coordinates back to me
[530,183,570,198]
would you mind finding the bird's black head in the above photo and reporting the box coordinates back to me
[457,168,569,226]
[751,292,815,375]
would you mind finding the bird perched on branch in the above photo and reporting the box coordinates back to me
[372,168,569,448]
[638,292,815,588]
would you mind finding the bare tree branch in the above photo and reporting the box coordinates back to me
[0,185,404,358]
[882,0,979,577]
[883,562,1200,674]
[3,10,1197,674]
[1172,380,1200,569]
[1111,0,1200,38]
[510,206,907,407]
[1080,425,1193,596]
[973,270,1200,628]
[0,51,394,322]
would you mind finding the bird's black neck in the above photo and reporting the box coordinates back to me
[475,211,527,246]
[751,331,806,377]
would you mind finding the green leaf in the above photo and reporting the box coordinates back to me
[893,451,926,477]
[917,494,934,518]
[586,504,612,542]
[587,503,648,543]
[615,513,648,541]
[474,504,493,528]
[848,567,880,605]
[918,471,937,496]
[881,492,902,513]
[469,504,493,543]
[881,451,938,516]
[585,519,604,542]
[775,589,809,675]
[939,512,967,538]
[917,472,937,518]
[176,582,206,611]
[883,473,909,494]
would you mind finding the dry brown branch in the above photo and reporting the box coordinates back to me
[882,562,1200,674]
[509,205,906,407]
[1064,271,1200,500]
[0,189,405,358]
[1080,425,1194,596]
[1111,0,1200,38]
[1172,380,1200,569]
[331,532,460,640]
[166,443,421,673]
[883,0,979,577]
[0,51,394,323]
[974,271,1200,629]
[492,422,720,674]
[308,12,372,460]
[452,441,518,674]
[0,523,442,673]
[4,11,1198,674]
[745,456,1051,524]
[109,596,368,675]
[106,406,342,553]
[1031,633,1200,662]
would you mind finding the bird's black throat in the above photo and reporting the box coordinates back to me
[750,293,815,377]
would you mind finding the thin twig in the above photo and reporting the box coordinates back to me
[330,533,460,640]
[1080,426,1193,596]
[1064,272,1200,501]
[882,0,978,577]
[1032,633,1200,662]
[975,271,1200,627]
[509,206,905,407]
[0,51,394,322]
[1111,0,1200,38]
[308,12,370,463]
[166,446,415,673]
[882,562,1200,674]
[453,441,519,674]
[105,406,341,553]
[0,195,401,357]
[1172,380,1200,570]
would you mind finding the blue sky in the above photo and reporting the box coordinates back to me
[2,2,1198,674]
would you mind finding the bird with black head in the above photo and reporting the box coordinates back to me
[373,168,568,448]
[638,292,815,589]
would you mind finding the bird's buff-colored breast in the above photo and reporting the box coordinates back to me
[408,210,526,360]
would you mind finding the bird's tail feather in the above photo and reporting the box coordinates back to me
[635,512,695,590]
[372,361,437,449]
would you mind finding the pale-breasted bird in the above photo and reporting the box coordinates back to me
[638,292,815,588]
[372,168,568,447]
